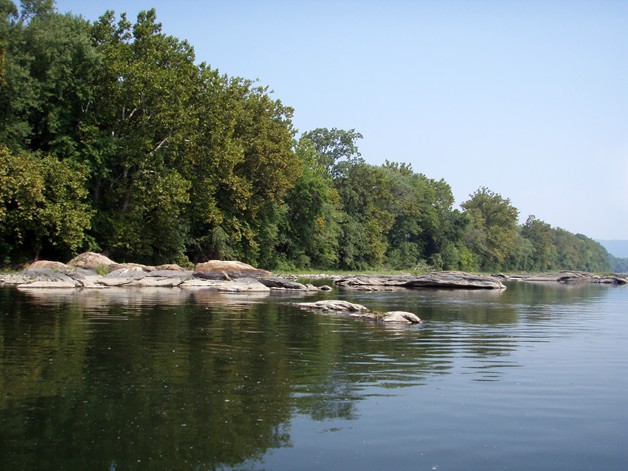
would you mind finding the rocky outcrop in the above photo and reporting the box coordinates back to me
[294,300,421,325]
[1,252,275,292]
[2,267,102,289]
[28,260,71,270]
[68,252,117,271]
[335,271,506,290]
[194,260,271,278]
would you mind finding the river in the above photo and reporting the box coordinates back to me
[1,281,627,470]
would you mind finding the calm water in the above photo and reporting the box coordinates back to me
[0,281,627,470]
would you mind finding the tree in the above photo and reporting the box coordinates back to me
[280,138,341,269]
[16,0,54,23]
[301,127,363,179]
[0,146,92,263]
[336,163,395,269]
[83,9,198,263]
[520,215,555,271]
[461,187,519,271]
[180,67,300,266]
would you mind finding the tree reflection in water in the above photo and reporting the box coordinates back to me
[0,282,611,469]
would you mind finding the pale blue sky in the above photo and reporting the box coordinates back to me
[54,0,628,239]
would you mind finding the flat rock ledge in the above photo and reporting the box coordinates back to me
[0,261,329,294]
[335,271,506,291]
[502,272,627,285]
[294,300,421,324]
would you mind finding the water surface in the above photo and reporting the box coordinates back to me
[1,282,626,470]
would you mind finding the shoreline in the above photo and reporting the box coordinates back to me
[1,253,626,291]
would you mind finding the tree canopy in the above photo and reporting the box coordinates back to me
[0,1,612,272]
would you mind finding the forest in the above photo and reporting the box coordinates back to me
[0,1,611,272]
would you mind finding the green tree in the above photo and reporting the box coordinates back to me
[461,187,519,271]
[280,138,341,269]
[301,127,363,179]
[83,9,198,263]
[180,67,300,266]
[0,146,92,263]
[520,215,556,271]
[336,163,395,269]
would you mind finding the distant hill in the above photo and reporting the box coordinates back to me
[598,240,628,258]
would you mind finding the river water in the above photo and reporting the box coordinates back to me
[0,281,627,470]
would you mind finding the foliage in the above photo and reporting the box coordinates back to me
[609,255,628,274]
[461,187,519,271]
[0,145,92,262]
[301,127,363,179]
[0,2,614,273]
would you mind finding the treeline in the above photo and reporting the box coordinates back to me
[0,1,611,272]
[609,255,628,274]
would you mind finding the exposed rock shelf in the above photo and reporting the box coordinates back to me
[334,271,507,290]
[0,253,316,293]
[502,272,627,285]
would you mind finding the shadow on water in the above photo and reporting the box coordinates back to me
[0,281,621,470]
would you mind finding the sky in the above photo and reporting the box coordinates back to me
[53,0,628,240]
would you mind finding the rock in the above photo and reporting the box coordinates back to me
[126,270,193,287]
[28,260,70,270]
[402,271,506,289]
[194,260,271,278]
[95,268,193,287]
[335,271,506,290]
[381,311,422,324]
[114,262,154,271]
[146,270,193,279]
[193,271,231,280]
[68,252,117,271]
[155,264,187,271]
[10,268,82,288]
[319,285,333,292]
[215,278,271,293]
[294,300,369,312]
[127,277,186,288]
[180,278,271,292]
[516,272,627,285]
[259,277,308,290]
[180,279,224,288]
[95,267,146,286]
[592,275,627,285]
[18,280,79,289]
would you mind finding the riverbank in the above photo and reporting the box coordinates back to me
[1,252,626,290]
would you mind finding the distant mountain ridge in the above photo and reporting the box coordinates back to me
[598,240,628,259]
